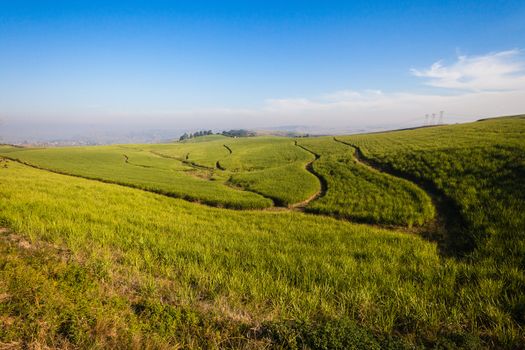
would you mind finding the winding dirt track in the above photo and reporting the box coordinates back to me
[215,145,232,170]
[332,137,470,257]
[290,141,327,208]
[149,150,214,171]
[122,154,155,169]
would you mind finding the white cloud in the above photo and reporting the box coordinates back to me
[320,89,383,102]
[245,49,525,129]
[411,49,525,91]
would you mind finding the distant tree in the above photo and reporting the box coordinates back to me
[221,129,256,138]
[180,130,215,140]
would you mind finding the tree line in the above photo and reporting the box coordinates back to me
[179,130,213,141]
[179,129,256,141]
[221,129,256,137]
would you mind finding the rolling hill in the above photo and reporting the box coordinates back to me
[0,115,523,349]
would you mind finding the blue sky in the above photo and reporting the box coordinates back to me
[1,1,524,140]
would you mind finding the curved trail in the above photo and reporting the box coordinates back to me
[223,144,232,155]
[333,137,470,257]
[123,154,155,169]
[151,148,281,207]
[218,143,285,208]
[221,140,326,209]
[215,145,232,170]
[291,141,327,208]
[149,150,214,171]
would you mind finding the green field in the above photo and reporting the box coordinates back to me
[0,136,320,208]
[0,115,524,348]
[341,116,525,256]
[0,144,272,209]
[297,137,435,226]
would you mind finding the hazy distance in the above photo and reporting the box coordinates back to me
[1,1,524,144]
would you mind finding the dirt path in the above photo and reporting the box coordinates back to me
[149,151,214,171]
[289,141,327,209]
[150,150,280,206]
[223,144,232,155]
[215,145,232,170]
[122,154,155,169]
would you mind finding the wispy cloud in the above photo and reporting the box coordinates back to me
[4,50,525,137]
[411,49,525,91]
[250,49,525,128]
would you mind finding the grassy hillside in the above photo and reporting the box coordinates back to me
[341,115,524,256]
[148,136,320,206]
[146,137,230,168]
[341,115,525,345]
[0,116,524,348]
[0,136,321,208]
[297,137,434,226]
[0,145,272,209]
[218,137,311,171]
[221,137,319,206]
[229,162,319,206]
[0,160,518,349]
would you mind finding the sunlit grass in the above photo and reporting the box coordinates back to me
[298,137,434,226]
[1,161,517,348]
[0,116,524,348]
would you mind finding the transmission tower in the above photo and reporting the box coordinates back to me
[439,111,444,125]
[425,114,429,126]
[432,113,436,125]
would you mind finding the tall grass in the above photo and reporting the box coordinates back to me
[0,116,524,348]
[218,137,312,171]
[0,136,321,208]
[0,145,272,209]
[297,137,434,226]
[342,116,525,256]
[341,115,525,346]
[0,160,522,348]
[229,162,319,206]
